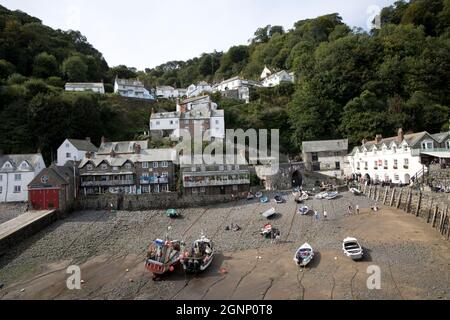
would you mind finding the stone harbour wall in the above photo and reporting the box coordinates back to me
[362,184,450,241]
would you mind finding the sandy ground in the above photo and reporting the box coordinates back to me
[0,191,448,300]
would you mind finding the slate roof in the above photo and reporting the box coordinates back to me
[302,139,349,153]
[0,154,43,172]
[65,83,104,90]
[67,139,98,152]
[115,78,144,87]
[97,141,149,155]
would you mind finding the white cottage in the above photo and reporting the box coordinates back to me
[114,77,154,100]
[261,70,295,87]
[57,138,98,166]
[186,81,212,98]
[0,153,46,202]
[65,82,105,94]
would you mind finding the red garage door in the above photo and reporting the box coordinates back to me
[29,188,60,210]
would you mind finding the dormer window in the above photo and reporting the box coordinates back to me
[101,163,108,170]
[421,140,434,150]
[125,163,132,170]
[87,164,93,171]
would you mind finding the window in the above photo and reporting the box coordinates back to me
[356,162,360,170]
[384,160,388,169]
[113,166,119,171]
[153,162,159,169]
[335,162,340,170]
[200,187,206,193]
[142,162,149,169]
[393,146,397,153]
[219,165,224,171]
[14,174,21,181]
[66,153,71,158]
[0,186,2,193]
[227,165,233,171]
[215,120,220,125]
[421,141,433,150]
[14,185,21,193]
[393,159,398,169]
[235,165,240,171]
[364,162,368,170]
[170,120,174,125]
[447,141,450,149]
[191,166,197,172]
[156,121,160,126]
[101,163,108,170]
[311,153,318,162]
[394,174,399,181]
[87,164,93,171]
[404,158,409,169]
[374,161,378,169]
[161,161,168,168]
[0,175,2,181]
[66,143,70,148]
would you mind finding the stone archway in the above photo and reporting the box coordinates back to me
[292,170,303,188]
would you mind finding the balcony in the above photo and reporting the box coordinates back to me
[140,176,169,185]
[81,180,135,187]
[184,179,250,188]
[411,148,449,156]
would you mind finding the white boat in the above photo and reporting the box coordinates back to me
[262,207,276,219]
[274,195,284,204]
[180,234,214,273]
[255,192,263,198]
[325,191,339,200]
[315,191,328,199]
[342,237,363,261]
[350,188,362,195]
[294,243,314,267]
[260,223,281,239]
[247,192,255,200]
[297,206,309,215]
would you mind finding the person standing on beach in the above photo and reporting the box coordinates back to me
[356,204,360,214]
[314,211,320,221]
[323,210,328,220]
[348,204,353,215]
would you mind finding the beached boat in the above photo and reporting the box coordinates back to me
[294,243,314,267]
[255,192,263,198]
[247,192,255,200]
[297,206,309,215]
[262,207,276,219]
[325,191,339,200]
[342,237,363,261]
[260,196,269,203]
[145,237,182,279]
[350,188,362,195]
[166,209,179,218]
[274,195,284,204]
[180,234,214,273]
[260,223,281,239]
[315,191,329,199]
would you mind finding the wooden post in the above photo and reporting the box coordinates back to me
[390,188,396,207]
[431,206,438,228]
[396,189,402,209]
[439,206,448,234]
[406,190,412,213]
[427,199,433,223]
[376,186,381,202]
[415,192,422,217]
[383,187,389,205]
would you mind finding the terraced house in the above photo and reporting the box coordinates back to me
[78,139,177,195]
[348,129,450,185]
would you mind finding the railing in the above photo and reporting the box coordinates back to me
[81,180,135,187]
[184,179,250,188]
[140,177,169,185]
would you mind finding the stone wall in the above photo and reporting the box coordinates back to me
[76,192,248,211]
[362,184,449,240]
[428,164,450,189]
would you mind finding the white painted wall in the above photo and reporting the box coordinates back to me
[150,117,179,131]
[57,139,89,166]
[348,143,424,184]
[0,156,45,202]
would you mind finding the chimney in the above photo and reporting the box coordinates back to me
[110,150,116,158]
[134,143,142,154]
[86,137,91,143]
[101,136,106,144]
[398,128,404,142]
[375,134,383,144]
[85,152,92,159]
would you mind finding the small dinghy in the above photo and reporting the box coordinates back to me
[294,243,314,267]
[342,237,363,261]
[247,192,255,200]
[350,188,362,195]
[166,209,179,219]
[260,196,269,203]
[180,234,214,273]
[325,191,339,200]
[274,195,284,204]
[145,237,182,279]
[315,191,329,199]
[260,223,281,239]
[262,207,276,219]
[255,192,263,198]
[297,206,309,215]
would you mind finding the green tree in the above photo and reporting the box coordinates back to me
[62,55,88,82]
[33,52,59,78]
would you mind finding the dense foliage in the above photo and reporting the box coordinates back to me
[1,0,450,164]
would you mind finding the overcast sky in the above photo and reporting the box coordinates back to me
[1,0,396,70]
